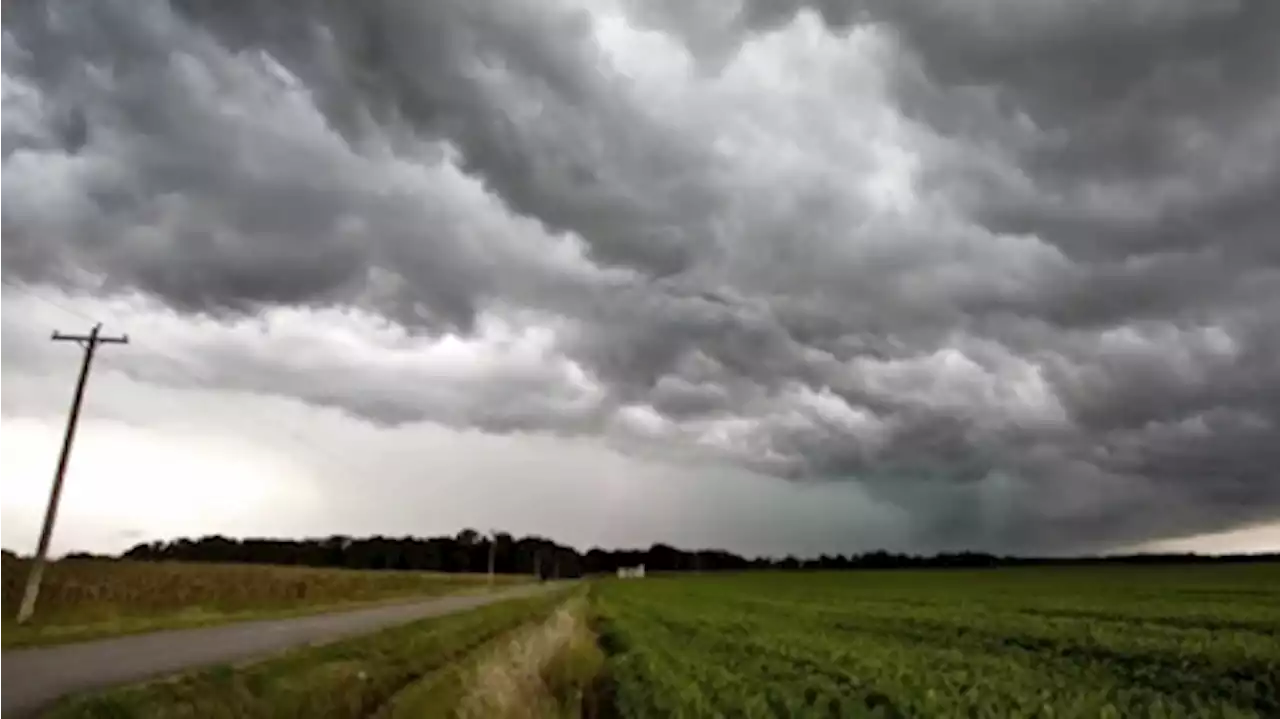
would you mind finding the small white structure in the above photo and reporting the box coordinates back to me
[616,564,646,579]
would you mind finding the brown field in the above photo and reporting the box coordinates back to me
[2,556,527,647]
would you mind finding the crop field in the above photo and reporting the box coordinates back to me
[2,556,525,647]
[594,565,1280,718]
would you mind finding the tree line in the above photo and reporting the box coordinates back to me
[92,531,1280,578]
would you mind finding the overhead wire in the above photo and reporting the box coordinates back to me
[5,278,607,554]
[3,278,105,325]
[1,278,377,481]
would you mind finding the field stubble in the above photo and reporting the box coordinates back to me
[2,556,524,647]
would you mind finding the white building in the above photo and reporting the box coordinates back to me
[616,564,646,579]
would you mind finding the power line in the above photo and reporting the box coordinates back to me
[1,279,104,325]
[5,280,629,554]
[0,280,378,510]
[3,280,595,555]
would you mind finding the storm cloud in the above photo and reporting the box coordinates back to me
[3,0,1278,553]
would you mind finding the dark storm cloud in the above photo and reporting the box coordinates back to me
[700,0,1280,549]
[173,0,726,280]
[3,0,643,329]
[710,0,1280,314]
[641,0,1280,327]
[4,0,1280,552]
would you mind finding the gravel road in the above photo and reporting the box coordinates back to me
[2,583,561,717]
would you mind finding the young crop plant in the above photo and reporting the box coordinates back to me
[593,565,1280,718]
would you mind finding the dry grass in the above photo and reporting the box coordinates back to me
[453,596,606,719]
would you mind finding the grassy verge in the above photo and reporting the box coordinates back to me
[2,558,524,648]
[43,588,571,719]
[380,591,607,719]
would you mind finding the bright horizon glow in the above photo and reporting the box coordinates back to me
[1131,522,1280,556]
[0,417,321,556]
[3,412,1277,559]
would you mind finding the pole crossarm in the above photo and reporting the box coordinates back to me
[52,332,129,346]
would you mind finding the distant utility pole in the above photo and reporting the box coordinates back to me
[16,324,128,624]
[487,530,498,591]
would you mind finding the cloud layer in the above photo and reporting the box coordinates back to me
[4,0,1279,553]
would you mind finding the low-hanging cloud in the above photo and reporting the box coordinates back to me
[3,0,1279,553]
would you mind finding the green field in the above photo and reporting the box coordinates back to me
[2,557,525,647]
[594,565,1280,718]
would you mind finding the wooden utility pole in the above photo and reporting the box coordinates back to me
[487,530,498,591]
[16,324,128,624]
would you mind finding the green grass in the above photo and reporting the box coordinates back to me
[43,589,572,719]
[2,557,527,648]
[594,565,1280,718]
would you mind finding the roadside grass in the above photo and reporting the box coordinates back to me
[2,557,525,648]
[382,592,607,718]
[42,588,572,719]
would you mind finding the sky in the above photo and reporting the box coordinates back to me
[2,0,1279,558]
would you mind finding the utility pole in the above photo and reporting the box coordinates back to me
[487,530,498,591]
[16,323,128,624]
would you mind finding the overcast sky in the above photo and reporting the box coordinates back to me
[3,0,1279,558]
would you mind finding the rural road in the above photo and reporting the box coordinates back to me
[1,583,563,717]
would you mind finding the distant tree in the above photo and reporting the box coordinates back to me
[112,531,1280,576]
[62,551,114,561]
